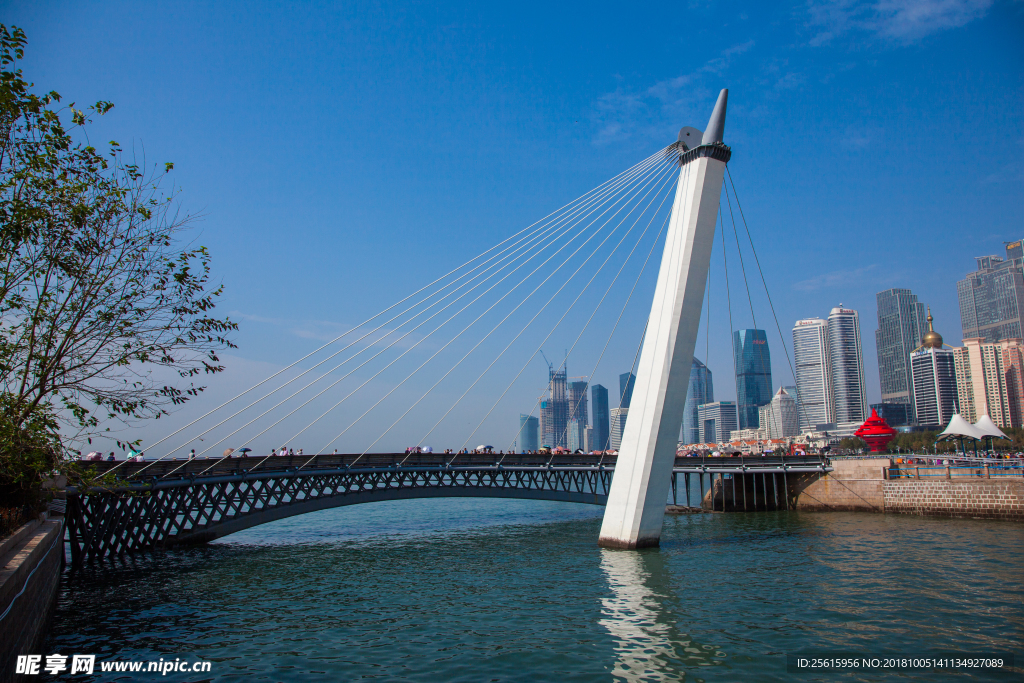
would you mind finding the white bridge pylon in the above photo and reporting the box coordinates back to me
[598,89,731,549]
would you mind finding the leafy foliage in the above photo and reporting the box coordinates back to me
[0,392,59,508]
[834,429,1020,456]
[0,25,236,493]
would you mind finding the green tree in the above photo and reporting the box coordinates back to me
[0,26,236,507]
[836,437,865,453]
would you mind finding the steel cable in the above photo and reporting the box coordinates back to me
[318,153,679,463]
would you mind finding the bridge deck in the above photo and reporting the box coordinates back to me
[78,453,830,482]
[64,454,828,566]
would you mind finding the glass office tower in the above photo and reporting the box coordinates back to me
[875,288,927,421]
[681,358,713,444]
[619,372,636,408]
[591,384,610,451]
[518,414,539,452]
[957,241,1024,343]
[732,329,772,430]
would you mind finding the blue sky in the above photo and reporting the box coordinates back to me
[7,0,1023,453]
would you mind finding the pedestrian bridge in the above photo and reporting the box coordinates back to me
[65,453,829,566]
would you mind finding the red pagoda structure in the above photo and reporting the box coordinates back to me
[854,409,897,453]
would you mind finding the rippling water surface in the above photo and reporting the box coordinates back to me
[47,501,1023,681]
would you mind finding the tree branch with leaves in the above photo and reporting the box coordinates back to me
[0,25,236,505]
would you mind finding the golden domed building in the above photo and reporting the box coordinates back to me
[909,310,958,427]
[920,308,944,350]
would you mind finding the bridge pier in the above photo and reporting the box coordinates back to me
[700,473,794,512]
[599,90,731,549]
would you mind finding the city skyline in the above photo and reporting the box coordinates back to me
[3,6,1022,680]
[11,2,1020,452]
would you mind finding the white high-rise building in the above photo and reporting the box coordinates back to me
[609,407,628,451]
[827,306,868,424]
[697,401,738,443]
[911,349,958,427]
[762,387,799,438]
[793,318,832,429]
[909,310,958,428]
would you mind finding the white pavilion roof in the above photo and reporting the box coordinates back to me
[937,414,986,440]
[973,415,1010,439]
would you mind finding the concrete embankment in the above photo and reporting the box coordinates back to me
[0,517,64,682]
[792,458,888,513]
[792,458,1024,520]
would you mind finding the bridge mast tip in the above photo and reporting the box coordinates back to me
[701,89,728,145]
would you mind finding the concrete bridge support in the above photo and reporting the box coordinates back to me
[599,90,731,548]
[699,473,796,512]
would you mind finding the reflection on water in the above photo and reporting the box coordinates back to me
[45,500,1024,682]
[600,549,723,681]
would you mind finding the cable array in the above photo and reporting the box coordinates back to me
[117,146,793,470]
[115,146,688,475]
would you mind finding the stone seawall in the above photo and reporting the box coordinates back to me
[792,458,1024,520]
[793,458,888,513]
[883,479,1024,520]
[0,518,64,683]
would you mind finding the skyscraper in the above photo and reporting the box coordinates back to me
[591,384,610,451]
[870,402,912,427]
[828,306,868,424]
[910,350,957,428]
[697,401,737,443]
[782,385,798,410]
[793,318,832,429]
[875,288,927,419]
[609,407,628,450]
[619,372,636,408]
[953,337,1024,428]
[540,366,568,448]
[733,329,772,429]
[518,414,539,452]
[566,379,589,451]
[681,358,713,444]
[762,387,799,439]
[957,241,1024,343]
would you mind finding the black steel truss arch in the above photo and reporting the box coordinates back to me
[65,465,612,567]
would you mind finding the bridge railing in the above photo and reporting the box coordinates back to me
[832,454,1024,465]
[886,464,1024,480]
[73,452,830,482]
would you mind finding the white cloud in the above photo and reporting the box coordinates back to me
[792,264,879,291]
[806,0,994,45]
[591,42,754,146]
[874,0,993,40]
